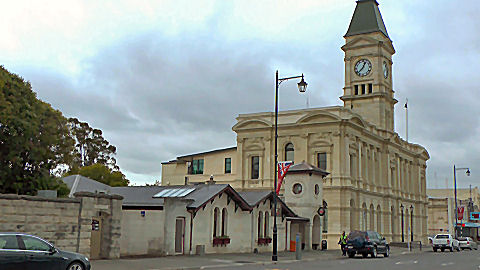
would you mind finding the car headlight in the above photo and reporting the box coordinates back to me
[85,257,89,262]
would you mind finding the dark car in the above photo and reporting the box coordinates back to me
[0,233,91,270]
[345,230,390,258]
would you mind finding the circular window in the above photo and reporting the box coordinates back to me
[292,183,302,194]
[315,184,319,195]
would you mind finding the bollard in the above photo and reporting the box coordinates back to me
[296,233,302,260]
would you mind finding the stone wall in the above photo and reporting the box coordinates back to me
[0,192,122,259]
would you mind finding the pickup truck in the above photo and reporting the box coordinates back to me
[432,234,460,252]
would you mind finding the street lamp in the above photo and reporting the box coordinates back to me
[273,70,307,261]
[400,204,404,242]
[454,165,471,238]
[410,205,414,242]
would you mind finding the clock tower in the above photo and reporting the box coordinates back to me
[340,0,397,132]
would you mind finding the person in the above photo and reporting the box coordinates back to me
[338,231,347,256]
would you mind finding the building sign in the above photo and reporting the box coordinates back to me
[457,206,465,220]
[470,212,480,221]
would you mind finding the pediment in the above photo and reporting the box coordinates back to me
[232,119,272,131]
[342,36,379,50]
[296,112,341,125]
[348,115,367,128]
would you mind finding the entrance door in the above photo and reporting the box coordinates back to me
[90,217,102,259]
[175,217,185,254]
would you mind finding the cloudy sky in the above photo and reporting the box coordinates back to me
[1,0,479,188]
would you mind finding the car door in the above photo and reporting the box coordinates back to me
[0,234,27,270]
[20,235,63,270]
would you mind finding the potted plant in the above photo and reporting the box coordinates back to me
[265,237,272,244]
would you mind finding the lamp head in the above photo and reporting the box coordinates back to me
[297,74,307,93]
[466,169,471,176]
[400,204,404,209]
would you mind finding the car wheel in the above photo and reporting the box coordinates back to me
[348,252,355,258]
[449,247,453,252]
[67,262,84,270]
[384,247,390,257]
[433,248,437,252]
[441,248,444,252]
[371,247,377,258]
[362,252,368,258]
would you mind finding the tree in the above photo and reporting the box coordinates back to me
[68,118,118,170]
[0,66,74,195]
[66,163,129,187]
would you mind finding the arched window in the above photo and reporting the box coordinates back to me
[285,143,294,163]
[391,206,395,240]
[221,208,228,236]
[258,211,263,238]
[350,199,356,231]
[362,203,367,231]
[322,201,328,233]
[264,211,269,237]
[213,207,220,238]
[369,204,375,231]
[377,205,382,233]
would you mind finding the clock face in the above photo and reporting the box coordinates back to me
[354,59,372,77]
[383,61,389,79]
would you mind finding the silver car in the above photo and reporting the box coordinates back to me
[458,237,478,250]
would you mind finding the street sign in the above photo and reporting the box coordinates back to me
[470,212,480,221]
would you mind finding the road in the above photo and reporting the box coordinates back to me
[92,249,480,270]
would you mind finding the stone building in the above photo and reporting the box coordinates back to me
[427,188,480,239]
[162,0,430,249]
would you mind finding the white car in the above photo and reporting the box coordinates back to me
[458,237,478,250]
[432,234,460,252]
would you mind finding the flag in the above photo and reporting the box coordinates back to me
[276,161,293,195]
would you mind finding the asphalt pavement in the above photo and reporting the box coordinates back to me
[91,247,479,270]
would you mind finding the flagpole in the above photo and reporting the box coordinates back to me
[405,98,408,142]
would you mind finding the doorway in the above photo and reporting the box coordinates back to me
[175,217,185,254]
[90,217,102,259]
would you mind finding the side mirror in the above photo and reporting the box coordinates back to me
[49,246,57,255]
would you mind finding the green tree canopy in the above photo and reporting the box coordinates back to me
[68,117,118,170]
[0,66,74,195]
[67,163,129,187]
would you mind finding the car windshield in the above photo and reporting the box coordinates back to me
[436,235,449,239]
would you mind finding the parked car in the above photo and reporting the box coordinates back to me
[0,233,90,270]
[432,234,460,252]
[345,230,390,258]
[458,237,478,250]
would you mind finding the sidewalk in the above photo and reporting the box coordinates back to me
[92,250,341,270]
[91,247,425,270]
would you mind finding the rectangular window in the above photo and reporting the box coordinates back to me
[368,83,373,93]
[225,158,231,174]
[317,153,327,171]
[354,85,359,95]
[361,84,366,94]
[190,159,204,175]
[251,156,259,179]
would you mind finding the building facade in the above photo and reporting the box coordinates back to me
[162,0,430,248]
[427,188,480,239]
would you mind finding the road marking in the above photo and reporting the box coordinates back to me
[441,262,454,266]
[395,260,418,265]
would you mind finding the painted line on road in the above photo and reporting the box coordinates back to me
[441,262,454,266]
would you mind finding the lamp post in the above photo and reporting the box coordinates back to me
[453,165,470,238]
[400,204,404,242]
[410,205,414,242]
[273,70,307,261]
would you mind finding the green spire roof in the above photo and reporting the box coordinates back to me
[345,0,389,38]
